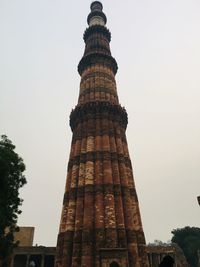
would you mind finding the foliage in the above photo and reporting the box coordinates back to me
[148,239,171,246]
[171,226,200,267]
[0,135,26,265]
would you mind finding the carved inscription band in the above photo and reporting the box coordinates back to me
[63,184,138,204]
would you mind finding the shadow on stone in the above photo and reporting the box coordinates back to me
[159,255,175,267]
[110,261,120,267]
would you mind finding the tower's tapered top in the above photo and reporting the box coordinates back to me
[90,1,103,11]
[87,1,107,26]
[78,1,118,76]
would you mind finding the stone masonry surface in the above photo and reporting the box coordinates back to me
[55,2,149,267]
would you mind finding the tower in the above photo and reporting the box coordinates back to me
[55,2,149,267]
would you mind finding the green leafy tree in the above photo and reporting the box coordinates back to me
[0,135,26,266]
[171,226,200,267]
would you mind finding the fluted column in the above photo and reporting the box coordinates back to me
[55,2,149,267]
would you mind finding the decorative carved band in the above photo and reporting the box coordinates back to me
[70,101,127,131]
[57,228,145,245]
[84,25,111,42]
[84,44,111,57]
[78,53,118,75]
[71,131,127,144]
[67,151,131,170]
[81,71,115,83]
[79,87,117,99]
[63,184,138,204]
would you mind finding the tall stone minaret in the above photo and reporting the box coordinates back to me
[55,2,149,267]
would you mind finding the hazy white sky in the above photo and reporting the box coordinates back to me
[0,0,200,246]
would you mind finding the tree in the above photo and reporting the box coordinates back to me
[0,135,26,266]
[171,226,200,267]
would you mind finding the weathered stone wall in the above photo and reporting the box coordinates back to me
[14,227,34,247]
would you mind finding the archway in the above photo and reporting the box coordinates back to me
[110,261,120,267]
[159,255,175,267]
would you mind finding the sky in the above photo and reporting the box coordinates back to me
[0,0,200,246]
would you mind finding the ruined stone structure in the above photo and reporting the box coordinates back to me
[147,245,189,267]
[12,247,55,267]
[9,227,188,267]
[10,243,190,267]
[13,227,34,247]
[55,2,149,267]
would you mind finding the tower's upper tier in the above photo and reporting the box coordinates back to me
[78,1,118,76]
[87,1,107,26]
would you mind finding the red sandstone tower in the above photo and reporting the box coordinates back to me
[55,2,149,267]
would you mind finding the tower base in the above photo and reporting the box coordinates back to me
[99,248,128,267]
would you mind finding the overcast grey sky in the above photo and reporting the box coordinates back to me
[0,0,200,246]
